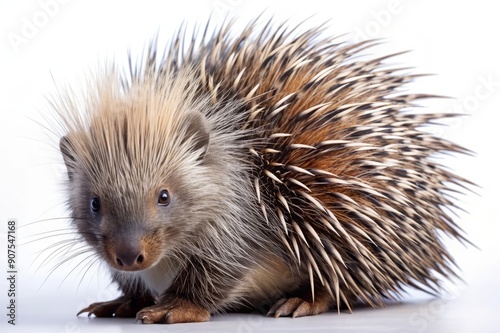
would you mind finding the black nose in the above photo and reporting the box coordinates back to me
[114,243,145,267]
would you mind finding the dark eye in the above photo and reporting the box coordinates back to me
[90,197,101,212]
[158,190,170,206]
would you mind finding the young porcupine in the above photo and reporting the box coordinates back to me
[53,18,471,324]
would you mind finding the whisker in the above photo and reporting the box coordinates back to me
[34,242,86,274]
[77,256,102,291]
[38,248,94,291]
[19,217,87,229]
[59,252,98,288]
[94,260,109,290]
[24,228,75,238]
[30,239,80,271]
[20,231,79,247]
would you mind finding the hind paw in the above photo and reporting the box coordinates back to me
[267,296,330,318]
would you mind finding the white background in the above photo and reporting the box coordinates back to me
[0,0,499,332]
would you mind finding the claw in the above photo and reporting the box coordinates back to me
[267,298,288,317]
[138,315,152,324]
[76,306,92,317]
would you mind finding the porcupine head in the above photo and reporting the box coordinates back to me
[56,64,260,308]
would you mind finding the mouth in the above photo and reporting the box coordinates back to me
[110,261,152,272]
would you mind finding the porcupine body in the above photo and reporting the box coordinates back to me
[55,18,471,323]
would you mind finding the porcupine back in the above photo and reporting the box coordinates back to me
[150,19,471,310]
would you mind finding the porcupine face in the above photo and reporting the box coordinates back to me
[58,69,225,273]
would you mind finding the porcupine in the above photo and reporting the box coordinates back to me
[53,18,472,324]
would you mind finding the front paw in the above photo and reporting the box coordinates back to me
[77,295,153,318]
[136,298,210,324]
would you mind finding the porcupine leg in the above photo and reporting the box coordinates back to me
[136,255,225,324]
[267,287,332,318]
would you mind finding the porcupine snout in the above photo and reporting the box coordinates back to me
[113,238,145,269]
[105,227,161,272]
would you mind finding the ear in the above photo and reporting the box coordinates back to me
[60,136,76,181]
[183,111,210,161]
